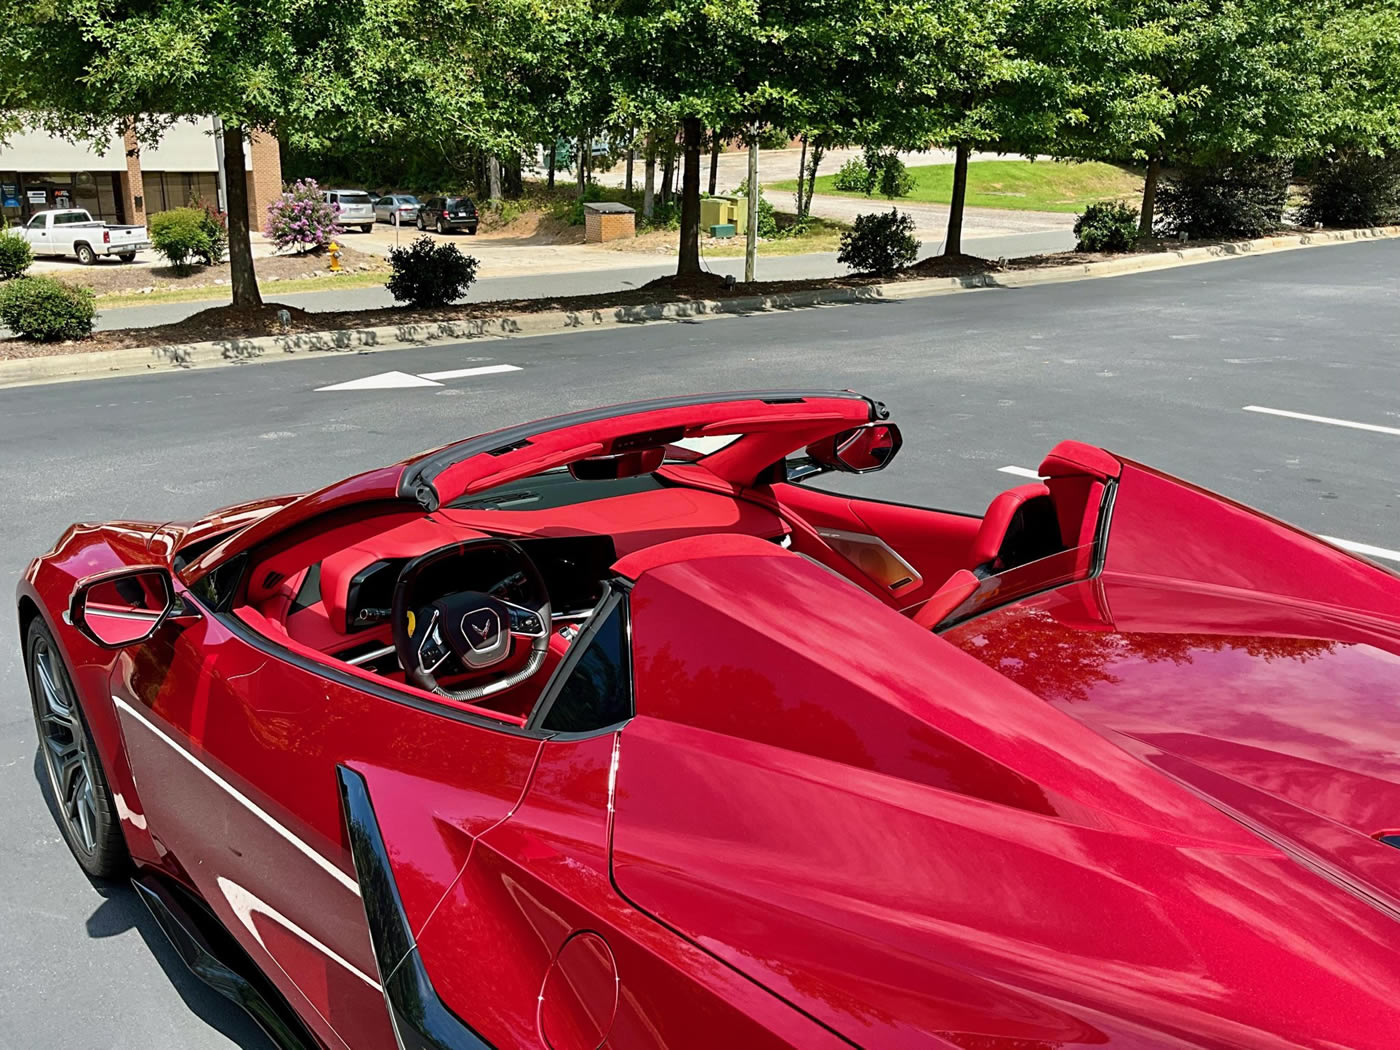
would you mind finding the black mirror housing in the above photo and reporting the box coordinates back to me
[802,423,903,476]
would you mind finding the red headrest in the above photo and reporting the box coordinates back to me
[1038,440,1120,481]
[970,483,1051,567]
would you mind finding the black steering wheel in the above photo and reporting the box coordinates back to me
[391,538,552,702]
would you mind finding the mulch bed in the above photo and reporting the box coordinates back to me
[0,230,1315,360]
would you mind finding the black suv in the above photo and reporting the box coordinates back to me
[417,196,479,234]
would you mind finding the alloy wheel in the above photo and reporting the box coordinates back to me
[32,636,99,855]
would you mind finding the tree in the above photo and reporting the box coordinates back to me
[1,0,419,307]
[1059,0,1331,235]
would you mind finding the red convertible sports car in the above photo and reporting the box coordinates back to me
[17,390,1400,1050]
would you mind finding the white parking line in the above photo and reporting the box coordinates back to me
[1319,537,1400,563]
[1243,405,1400,437]
[995,465,1400,564]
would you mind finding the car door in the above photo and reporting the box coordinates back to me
[24,213,49,255]
[113,581,543,1050]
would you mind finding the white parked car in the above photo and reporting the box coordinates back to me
[15,209,150,264]
[323,189,376,232]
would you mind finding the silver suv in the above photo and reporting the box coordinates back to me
[323,189,376,232]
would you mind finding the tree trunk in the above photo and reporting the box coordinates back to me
[625,129,635,193]
[804,143,824,220]
[1139,156,1161,238]
[221,123,262,308]
[577,130,587,192]
[745,130,759,282]
[795,135,808,216]
[488,154,502,200]
[660,147,674,207]
[943,141,970,256]
[677,117,703,276]
[547,138,556,189]
[643,133,656,218]
[709,132,722,195]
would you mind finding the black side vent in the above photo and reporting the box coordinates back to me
[261,570,284,591]
[487,438,532,457]
[1376,834,1400,850]
[761,396,806,405]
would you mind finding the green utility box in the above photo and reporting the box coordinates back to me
[699,197,728,230]
[716,195,748,235]
[709,223,737,239]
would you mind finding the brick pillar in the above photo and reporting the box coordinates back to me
[120,125,146,226]
[244,129,282,232]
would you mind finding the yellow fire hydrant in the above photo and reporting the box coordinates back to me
[328,241,342,272]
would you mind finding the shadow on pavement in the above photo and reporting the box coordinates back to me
[32,748,273,1050]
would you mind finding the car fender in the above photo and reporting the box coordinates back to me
[17,520,177,867]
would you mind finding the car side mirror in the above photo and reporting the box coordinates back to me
[798,423,903,478]
[70,567,176,648]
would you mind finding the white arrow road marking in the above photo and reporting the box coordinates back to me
[1243,405,1400,437]
[419,364,522,381]
[316,371,442,392]
[997,466,1400,564]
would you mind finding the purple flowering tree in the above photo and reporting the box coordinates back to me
[264,178,342,254]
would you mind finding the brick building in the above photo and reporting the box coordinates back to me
[0,118,281,228]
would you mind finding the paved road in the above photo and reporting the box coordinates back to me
[1,240,1397,1049]
[91,228,1075,331]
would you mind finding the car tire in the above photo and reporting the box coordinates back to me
[436,219,447,235]
[26,618,129,880]
[361,224,372,233]
[75,243,96,265]
[117,252,136,263]
[417,216,425,231]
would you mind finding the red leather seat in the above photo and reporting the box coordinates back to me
[969,483,1063,577]
[912,569,980,630]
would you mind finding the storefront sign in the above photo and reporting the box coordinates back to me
[1,184,18,208]
[27,189,47,204]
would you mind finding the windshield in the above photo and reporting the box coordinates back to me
[936,544,1097,630]
[337,192,373,206]
[53,211,92,225]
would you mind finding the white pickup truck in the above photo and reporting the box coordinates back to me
[15,209,150,264]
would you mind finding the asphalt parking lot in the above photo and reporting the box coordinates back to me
[0,238,1396,1049]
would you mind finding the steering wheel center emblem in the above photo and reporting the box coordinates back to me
[462,608,501,650]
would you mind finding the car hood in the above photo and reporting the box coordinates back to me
[610,559,1400,1048]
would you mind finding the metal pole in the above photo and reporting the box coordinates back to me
[745,128,759,283]
[212,115,228,214]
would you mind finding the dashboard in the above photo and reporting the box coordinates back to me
[343,534,619,631]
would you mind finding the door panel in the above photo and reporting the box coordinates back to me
[773,482,982,606]
[115,606,541,1050]
[412,731,851,1049]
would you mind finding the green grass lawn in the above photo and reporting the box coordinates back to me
[769,159,1143,214]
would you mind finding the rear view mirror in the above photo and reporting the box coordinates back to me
[569,446,665,481]
[806,423,903,475]
[70,568,174,648]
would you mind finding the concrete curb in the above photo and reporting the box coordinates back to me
[3,223,1397,389]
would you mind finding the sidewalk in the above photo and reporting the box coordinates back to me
[591,145,1012,195]
[89,229,1076,331]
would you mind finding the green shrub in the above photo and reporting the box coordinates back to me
[1074,200,1140,252]
[385,235,478,307]
[563,182,605,226]
[837,209,920,273]
[735,178,778,238]
[189,194,229,264]
[0,229,33,279]
[875,153,915,199]
[834,157,873,193]
[1302,153,1400,228]
[0,276,96,341]
[149,208,213,273]
[1155,161,1290,239]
